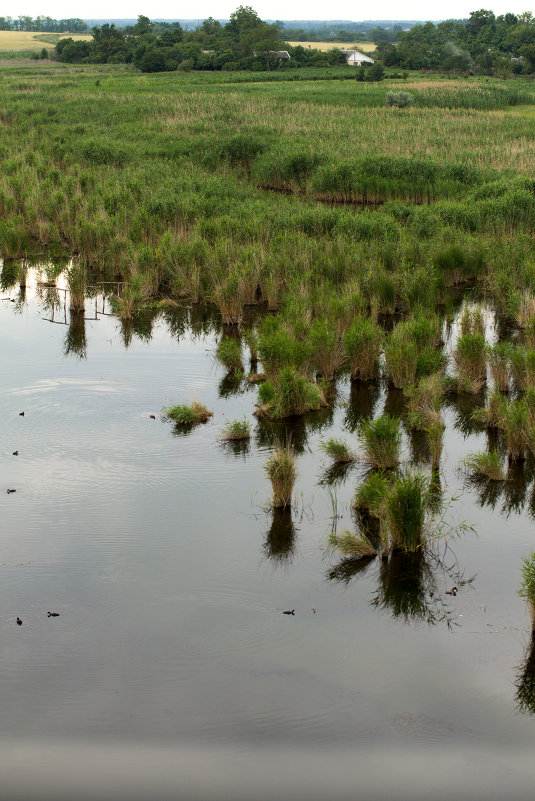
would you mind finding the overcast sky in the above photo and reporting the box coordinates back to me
[2,1,532,22]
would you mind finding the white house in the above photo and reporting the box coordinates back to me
[340,49,374,66]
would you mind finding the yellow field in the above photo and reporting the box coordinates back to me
[285,41,376,53]
[0,31,92,50]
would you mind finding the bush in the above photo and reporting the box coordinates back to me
[386,91,414,108]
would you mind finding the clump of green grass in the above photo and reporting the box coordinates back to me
[328,529,378,557]
[216,336,243,371]
[488,341,511,392]
[384,334,418,389]
[353,471,390,517]
[462,449,506,481]
[320,438,356,464]
[255,367,326,419]
[358,414,401,469]
[265,442,297,509]
[501,399,528,462]
[471,388,507,428]
[66,263,86,313]
[520,552,535,629]
[165,401,213,426]
[510,345,527,392]
[242,328,258,364]
[386,472,434,553]
[454,333,487,384]
[343,316,382,381]
[405,372,445,429]
[459,305,485,337]
[220,418,251,441]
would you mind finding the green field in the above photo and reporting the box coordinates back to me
[1,65,535,364]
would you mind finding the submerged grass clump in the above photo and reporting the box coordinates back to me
[265,442,297,509]
[165,401,213,426]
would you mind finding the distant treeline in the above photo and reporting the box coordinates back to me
[379,10,535,73]
[0,15,88,32]
[55,7,353,72]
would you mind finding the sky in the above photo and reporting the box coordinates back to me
[1,1,533,22]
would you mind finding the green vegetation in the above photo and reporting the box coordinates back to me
[319,438,356,464]
[462,450,506,481]
[520,552,535,630]
[216,337,243,371]
[332,470,441,557]
[220,417,251,440]
[164,401,213,426]
[265,442,297,508]
[358,414,401,468]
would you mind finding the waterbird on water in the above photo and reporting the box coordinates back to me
[16,618,22,626]
[283,610,295,615]
[47,612,60,618]
[7,489,16,494]
[12,451,18,456]
[149,414,156,419]
[19,411,25,416]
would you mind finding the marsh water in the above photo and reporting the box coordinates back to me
[2,269,535,801]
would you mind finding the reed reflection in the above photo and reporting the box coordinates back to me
[515,633,535,715]
[263,507,297,565]
[63,311,87,359]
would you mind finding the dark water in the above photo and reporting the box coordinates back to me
[1,271,535,801]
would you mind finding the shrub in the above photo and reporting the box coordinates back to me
[387,472,433,552]
[386,91,414,108]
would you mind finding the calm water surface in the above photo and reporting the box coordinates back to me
[1,271,535,800]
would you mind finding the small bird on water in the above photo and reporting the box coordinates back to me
[283,609,295,615]
[446,586,458,596]
[47,611,60,618]
[16,618,22,626]
[7,489,16,494]
[149,414,156,420]
[12,451,19,456]
[19,411,25,416]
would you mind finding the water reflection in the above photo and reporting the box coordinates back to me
[464,460,535,518]
[328,530,463,627]
[255,406,334,455]
[515,633,535,715]
[63,311,87,359]
[219,371,245,399]
[343,379,381,432]
[263,507,297,564]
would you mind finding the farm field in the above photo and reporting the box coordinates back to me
[0,30,91,50]
[285,39,376,52]
[2,64,535,798]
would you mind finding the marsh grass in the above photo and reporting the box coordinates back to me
[454,333,487,383]
[462,449,506,481]
[520,552,535,630]
[220,417,251,441]
[343,316,382,381]
[256,367,326,419]
[353,471,391,517]
[165,400,213,426]
[358,414,401,468]
[216,336,243,371]
[265,442,297,508]
[386,472,434,553]
[488,341,512,392]
[319,438,356,464]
